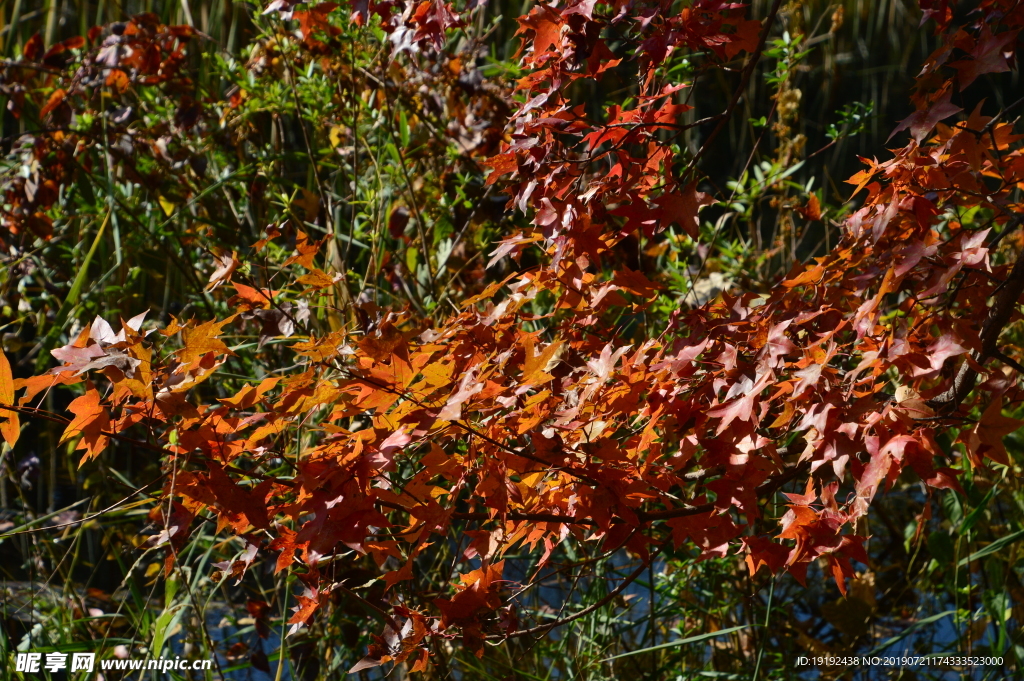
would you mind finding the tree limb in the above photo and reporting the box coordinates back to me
[685,0,784,173]
[485,548,661,641]
[929,240,1024,410]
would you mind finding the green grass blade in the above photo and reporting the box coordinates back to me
[958,528,1024,567]
[600,624,751,662]
[866,610,956,656]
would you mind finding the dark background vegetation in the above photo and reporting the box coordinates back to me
[0,0,1022,679]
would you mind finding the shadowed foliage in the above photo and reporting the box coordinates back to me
[1,0,1023,679]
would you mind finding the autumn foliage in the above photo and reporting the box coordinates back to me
[1,0,1024,674]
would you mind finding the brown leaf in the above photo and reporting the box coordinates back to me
[207,250,241,290]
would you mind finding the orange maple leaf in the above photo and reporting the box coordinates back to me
[0,351,18,446]
[60,389,111,466]
[177,316,238,369]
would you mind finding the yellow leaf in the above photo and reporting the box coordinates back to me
[177,316,238,369]
[329,125,345,148]
[158,195,177,217]
[297,268,339,289]
[522,337,563,386]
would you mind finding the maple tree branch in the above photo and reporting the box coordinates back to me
[449,510,598,525]
[602,119,716,132]
[636,502,716,522]
[0,404,299,495]
[235,270,305,334]
[755,458,812,497]
[565,117,722,165]
[686,96,779,292]
[401,462,804,527]
[930,241,1024,410]
[0,480,160,538]
[485,548,660,641]
[0,403,71,425]
[685,0,784,174]
[0,58,62,73]
[639,459,808,521]
[335,365,603,486]
[992,349,1024,376]
[681,465,726,482]
[2,392,808,531]
[336,584,402,636]
[978,95,1024,137]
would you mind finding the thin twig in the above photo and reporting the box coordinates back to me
[486,547,662,641]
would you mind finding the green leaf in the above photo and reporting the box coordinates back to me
[941,490,964,527]
[151,603,186,657]
[386,142,402,167]
[959,486,995,533]
[399,109,410,148]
